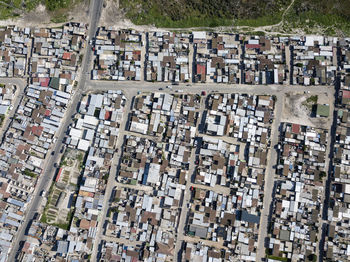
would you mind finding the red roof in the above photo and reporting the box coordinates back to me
[45,109,51,116]
[62,52,72,60]
[343,90,350,99]
[31,126,43,136]
[39,77,50,87]
[105,111,111,120]
[197,64,206,75]
[245,44,260,49]
[56,168,63,182]
[292,124,300,134]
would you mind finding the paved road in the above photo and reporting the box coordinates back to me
[6,77,333,259]
[87,80,333,97]
[90,95,132,261]
[7,0,103,260]
[87,80,334,259]
[255,92,283,261]
[174,97,204,260]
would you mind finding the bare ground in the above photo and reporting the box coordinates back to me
[0,1,90,28]
[282,92,332,129]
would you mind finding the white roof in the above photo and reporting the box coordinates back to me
[193,31,206,39]
[77,139,90,151]
[83,115,99,126]
[69,128,83,139]
[147,163,160,184]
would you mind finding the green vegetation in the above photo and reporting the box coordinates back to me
[110,206,119,213]
[284,0,350,35]
[120,0,290,28]
[23,168,37,178]
[244,31,266,36]
[120,0,350,35]
[265,249,289,262]
[236,14,282,27]
[308,254,317,262]
[45,0,71,11]
[0,0,79,22]
[77,152,84,162]
[50,14,67,23]
[102,173,109,182]
[303,95,318,111]
[52,209,74,230]
[266,255,288,262]
[60,159,67,167]
[306,95,318,104]
[0,114,5,127]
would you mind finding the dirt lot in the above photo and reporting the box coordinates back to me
[282,92,333,129]
[0,1,90,28]
[99,0,167,31]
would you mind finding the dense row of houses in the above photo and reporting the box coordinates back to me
[17,91,126,261]
[0,26,29,77]
[94,92,276,261]
[92,29,143,81]
[0,23,87,261]
[267,123,328,262]
[323,37,350,261]
[2,24,350,261]
[98,93,201,260]
[91,30,345,85]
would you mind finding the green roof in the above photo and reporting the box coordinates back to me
[316,104,330,117]
[49,77,60,90]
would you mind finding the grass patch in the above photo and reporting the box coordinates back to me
[50,13,67,23]
[0,114,5,127]
[23,168,37,178]
[120,0,290,28]
[266,255,288,262]
[284,0,350,36]
[235,13,282,27]
[306,95,318,104]
[244,31,266,36]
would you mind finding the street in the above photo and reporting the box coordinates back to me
[6,0,103,260]
[2,12,337,260]
[85,79,333,261]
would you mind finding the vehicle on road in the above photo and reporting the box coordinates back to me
[51,151,55,156]
[53,163,58,168]
[176,89,183,93]
[201,91,206,96]
[41,190,46,197]
[159,87,163,91]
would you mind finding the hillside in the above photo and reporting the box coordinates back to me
[120,0,350,35]
[0,0,84,23]
[119,0,291,28]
